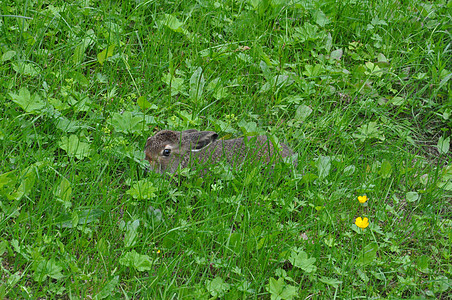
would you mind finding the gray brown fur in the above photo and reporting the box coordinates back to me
[144,129,295,174]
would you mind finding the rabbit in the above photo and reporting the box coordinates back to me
[144,129,296,174]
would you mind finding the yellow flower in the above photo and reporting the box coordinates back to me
[358,195,368,204]
[355,217,369,229]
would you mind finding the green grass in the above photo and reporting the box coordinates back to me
[0,0,451,298]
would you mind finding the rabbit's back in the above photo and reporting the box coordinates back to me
[182,136,294,169]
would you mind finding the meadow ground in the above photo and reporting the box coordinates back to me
[0,0,451,298]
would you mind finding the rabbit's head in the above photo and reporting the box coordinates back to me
[144,130,218,173]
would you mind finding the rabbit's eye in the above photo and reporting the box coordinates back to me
[163,149,171,156]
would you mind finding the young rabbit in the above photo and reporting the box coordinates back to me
[144,129,295,174]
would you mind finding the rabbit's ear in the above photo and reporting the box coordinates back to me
[183,131,218,152]
[145,137,152,148]
[182,129,199,134]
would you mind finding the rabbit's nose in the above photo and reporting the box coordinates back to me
[145,159,157,169]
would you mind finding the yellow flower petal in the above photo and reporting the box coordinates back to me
[358,195,368,204]
[355,217,369,229]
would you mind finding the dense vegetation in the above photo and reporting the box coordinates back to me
[0,0,451,298]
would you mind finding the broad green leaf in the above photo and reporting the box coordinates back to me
[49,98,71,111]
[33,258,64,282]
[54,117,86,132]
[415,255,430,273]
[260,60,272,80]
[72,211,79,228]
[238,120,261,135]
[6,271,22,288]
[437,165,452,190]
[53,178,72,208]
[244,167,260,186]
[94,276,119,300]
[420,173,429,185]
[97,45,115,65]
[437,136,450,154]
[126,179,157,200]
[12,62,39,76]
[78,209,104,225]
[330,48,343,60]
[283,95,303,104]
[371,16,388,26]
[67,71,89,86]
[432,275,451,293]
[353,121,385,142]
[364,61,382,77]
[314,9,330,27]
[206,277,231,298]
[303,64,324,77]
[189,67,205,101]
[370,270,386,281]
[377,53,389,64]
[294,23,321,42]
[356,242,378,266]
[406,191,419,202]
[365,61,375,71]
[160,14,191,38]
[389,96,405,106]
[343,165,356,176]
[357,269,369,282]
[58,135,92,160]
[301,172,318,184]
[0,240,7,256]
[177,110,201,126]
[73,43,87,65]
[123,219,140,248]
[324,236,335,247]
[162,14,184,31]
[289,249,317,273]
[325,32,333,52]
[438,70,452,91]
[440,165,452,180]
[380,159,392,179]
[248,0,261,10]
[11,240,24,257]
[137,96,158,110]
[207,78,229,100]
[109,111,144,134]
[56,209,104,228]
[96,238,110,255]
[256,46,272,65]
[294,104,313,122]
[161,73,186,96]
[414,72,428,80]
[147,207,163,224]
[260,74,291,93]
[8,165,38,200]
[438,181,452,191]
[67,93,92,112]
[119,250,154,271]
[316,156,331,179]
[267,277,298,300]
[0,170,16,191]
[102,21,122,41]
[9,87,45,113]
[319,276,342,288]
[73,29,95,65]
[1,50,16,62]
